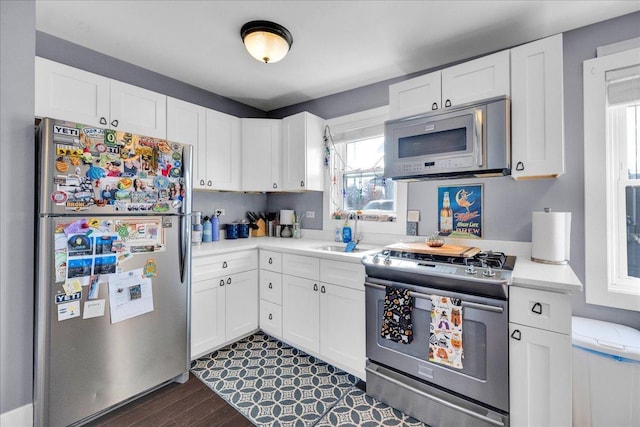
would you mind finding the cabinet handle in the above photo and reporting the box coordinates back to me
[313,283,318,291]
[444,99,452,108]
[515,161,525,171]
[207,180,212,186]
[110,119,119,127]
[272,183,278,189]
[99,117,107,125]
[321,285,326,293]
[219,279,225,287]
[268,283,273,289]
[511,329,521,341]
[531,302,543,315]
[222,261,228,268]
[199,179,205,186]
[227,277,232,285]
[268,257,273,264]
[431,102,438,110]
[268,313,273,320]
[300,180,305,187]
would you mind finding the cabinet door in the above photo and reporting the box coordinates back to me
[509,323,571,427]
[35,57,110,127]
[225,270,259,340]
[281,112,325,191]
[241,119,281,191]
[282,275,319,353]
[109,80,167,138]
[442,50,510,106]
[511,34,564,179]
[166,97,206,189]
[205,109,241,191]
[191,278,225,359]
[260,300,283,339]
[319,283,365,378]
[389,71,442,119]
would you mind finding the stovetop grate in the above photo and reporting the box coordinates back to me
[386,249,515,270]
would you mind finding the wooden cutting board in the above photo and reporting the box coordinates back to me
[386,242,481,258]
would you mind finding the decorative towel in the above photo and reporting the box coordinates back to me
[429,295,463,369]
[380,287,414,344]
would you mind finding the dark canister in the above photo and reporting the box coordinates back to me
[225,223,238,239]
[238,223,250,238]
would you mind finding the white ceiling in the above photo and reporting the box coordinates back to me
[36,0,640,112]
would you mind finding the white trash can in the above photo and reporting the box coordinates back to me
[572,316,640,427]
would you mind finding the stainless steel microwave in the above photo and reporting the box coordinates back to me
[384,96,510,180]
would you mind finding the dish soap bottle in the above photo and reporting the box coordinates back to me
[202,216,212,242]
[342,219,352,243]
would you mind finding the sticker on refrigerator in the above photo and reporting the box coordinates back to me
[55,291,82,304]
[83,300,105,319]
[57,300,80,321]
[143,259,158,278]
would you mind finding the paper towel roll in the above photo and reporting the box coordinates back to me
[531,210,571,264]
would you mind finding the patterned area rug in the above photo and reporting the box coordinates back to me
[191,333,427,426]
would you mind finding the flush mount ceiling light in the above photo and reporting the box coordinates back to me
[241,20,293,64]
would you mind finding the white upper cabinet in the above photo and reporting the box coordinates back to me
[281,112,325,191]
[510,34,564,179]
[241,118,282,191]
[441,50,510,106]
[35,57,167,138]
[389,72,442,119]
[205,109,242,191]
[166,97,205,187]
[389,50,510,119]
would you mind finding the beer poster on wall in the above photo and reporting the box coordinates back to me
[437,184,483,239]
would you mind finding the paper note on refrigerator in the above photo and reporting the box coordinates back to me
[108,268,154,324]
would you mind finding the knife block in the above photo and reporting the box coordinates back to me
[251,219,266,237]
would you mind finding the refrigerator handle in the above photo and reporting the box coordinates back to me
[179,216,186,283]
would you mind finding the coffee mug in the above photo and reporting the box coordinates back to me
[225,223,238,239]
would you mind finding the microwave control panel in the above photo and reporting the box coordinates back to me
[398,156,476,174]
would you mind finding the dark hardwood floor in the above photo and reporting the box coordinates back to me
[84,373,253,427]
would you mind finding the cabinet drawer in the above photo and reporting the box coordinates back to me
[260,270,282,304]
[260,300,282,338]
[283,254,319,280]
[260,250,282,273]
[320,259,365,290]
[192,250,257,281]
[509,286,571,334]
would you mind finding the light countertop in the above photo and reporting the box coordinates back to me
[191,235,583,293]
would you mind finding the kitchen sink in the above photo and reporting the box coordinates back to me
[316,245,370,253]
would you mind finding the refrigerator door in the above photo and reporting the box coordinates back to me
[34,215,191,427]
[37,118,192,216]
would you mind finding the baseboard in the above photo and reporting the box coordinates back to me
[0,403,33,426]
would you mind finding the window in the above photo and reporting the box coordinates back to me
[584,45,640,311]
[322,107,407,235]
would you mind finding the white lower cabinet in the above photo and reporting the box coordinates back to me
[191,250,258,359]
[509,285,572,427]
[283,274,320,353]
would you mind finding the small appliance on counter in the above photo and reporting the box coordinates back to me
[280,209,294,238]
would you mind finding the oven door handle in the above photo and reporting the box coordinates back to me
[365,365,505,427]
[364,281,504,313]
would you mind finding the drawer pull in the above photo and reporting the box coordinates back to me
[207,180,212,186]
[515,161,525,171]
[110,119,119,127]
[222,261,228,268]
[444,99,452,108]
[511,329,522,341]
[431,102,438,110]
[99,117,107,125]
[268,313,273,320]
[268,257,273,264]
[313,283,318,291]
[219,279,225,287]
[199,179,205,186]
[321,285,326,293]
[268,283,273,289]
[531,302,543,315]
[227,277,232,285]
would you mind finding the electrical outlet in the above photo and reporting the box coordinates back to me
[215,208,225,216]
[306,211,315,219]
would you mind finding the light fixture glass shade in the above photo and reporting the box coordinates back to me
[241,21,293,64]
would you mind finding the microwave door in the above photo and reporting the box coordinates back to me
[395,114,475,161]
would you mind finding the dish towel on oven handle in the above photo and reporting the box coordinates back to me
[429,295,464,369]
[380,286,414,344]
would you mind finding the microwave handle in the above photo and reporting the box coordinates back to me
[474,109,484,167]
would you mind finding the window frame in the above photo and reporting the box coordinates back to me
[322,106,407,236]
[584,46,640,311]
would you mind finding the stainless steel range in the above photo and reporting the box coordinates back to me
[362,243,516,427]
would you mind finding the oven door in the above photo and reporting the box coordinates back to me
[365,277,509,412]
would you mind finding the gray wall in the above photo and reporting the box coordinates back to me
[1,0,36,414]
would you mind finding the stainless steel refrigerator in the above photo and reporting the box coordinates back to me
[34,118,192,427]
